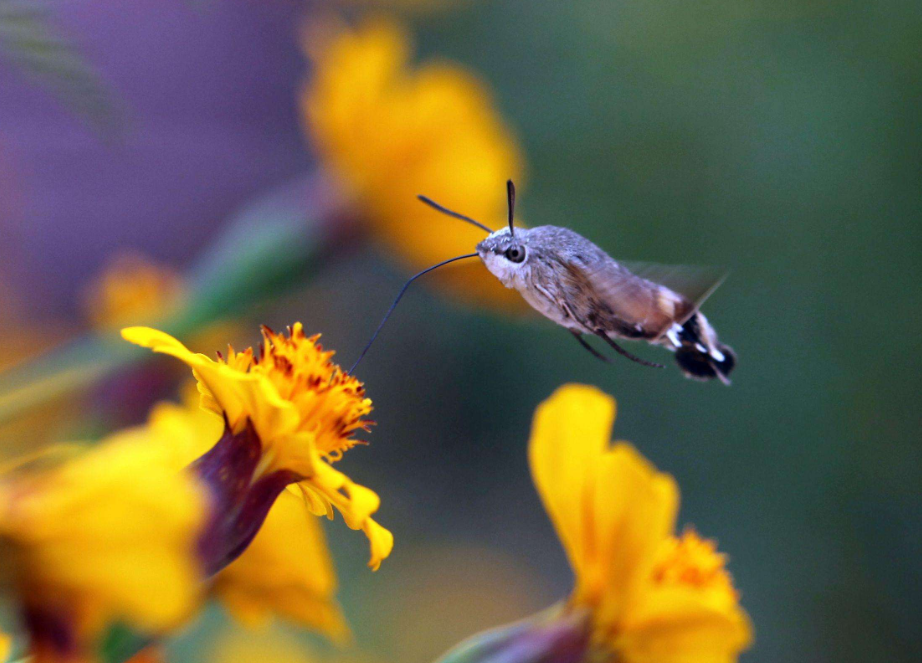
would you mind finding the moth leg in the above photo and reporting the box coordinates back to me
[571,331,611,363]
[594,331,665,369]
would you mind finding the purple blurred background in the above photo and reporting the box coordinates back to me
[0,1,312,318]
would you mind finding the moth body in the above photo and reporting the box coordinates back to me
[397,181,736,384]
[476,225,736,384]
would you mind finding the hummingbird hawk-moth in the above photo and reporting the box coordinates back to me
[351,181,736,384]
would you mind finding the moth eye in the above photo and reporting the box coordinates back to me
[504,246,526,263]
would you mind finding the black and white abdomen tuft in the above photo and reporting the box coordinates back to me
[667,312,736,385]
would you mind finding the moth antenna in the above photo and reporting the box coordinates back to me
[348,253,481,375]
[506,179,516,237]
[417,195,494,234]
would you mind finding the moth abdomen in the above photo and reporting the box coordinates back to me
[675,343,736,382]
[671,313,736,384]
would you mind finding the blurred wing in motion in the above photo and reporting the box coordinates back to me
[620,261,728,322]
[562,259,727,339]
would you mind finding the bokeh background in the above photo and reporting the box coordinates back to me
[1,1,920,662]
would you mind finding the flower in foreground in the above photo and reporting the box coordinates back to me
[438,384,752,663]
[0,323,374,660]
[0,437,208,662]
[110,396,349,641]
[302,18,524,306]
[122,323,392,571]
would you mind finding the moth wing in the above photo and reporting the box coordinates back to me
[563,259,727,339]
[620,261,728,320]
[560,258,668,334]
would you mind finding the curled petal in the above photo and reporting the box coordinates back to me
[362,518,395,573]
[309,462,393,570]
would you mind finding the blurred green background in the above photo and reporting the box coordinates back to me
[1,1,919,662]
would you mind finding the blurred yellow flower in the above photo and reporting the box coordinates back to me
[529,385,752,662]
[0,631,9,662]
[103,393,219,471]
[303,18,524,306]
[104,395,348,641]
[83,252,185,330]
[122,324,392,570]
[0,435,208,661]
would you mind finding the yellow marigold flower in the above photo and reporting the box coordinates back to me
[0,437,208,661]
[302,19,524,306]
[116,397,348,640]
[121,324,392,571]
[529,384,752,662]
[438,384,751,663]
[83,252,185,330]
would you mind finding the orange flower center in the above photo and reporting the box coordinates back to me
[651,528,738,601]
[216,324,373,460]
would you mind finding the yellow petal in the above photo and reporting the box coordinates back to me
[121,326,192,357]
[121,327,301,458]
[617,586,753,663]
[528,385,678,624]
[0,631,10,662]
[104,396,224,471]
[362,518,395,572]
[0,436,208,634]
[590,444,679,629]
[309,462,393,570]
[213,490,348,642]
[530,384,616,577]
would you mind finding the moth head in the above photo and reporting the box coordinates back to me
[477,227,531,286]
